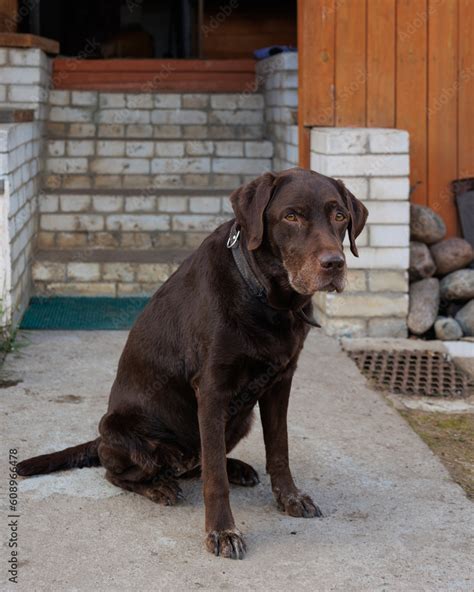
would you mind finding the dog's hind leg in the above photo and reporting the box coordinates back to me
[100,442,184,505]
[98,411,184,505]
[105,469,183,505]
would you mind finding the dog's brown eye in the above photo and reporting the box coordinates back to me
[335,212,346,222]
[285,213,297,222]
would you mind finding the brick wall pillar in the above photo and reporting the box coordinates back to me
[0,47,51,333]
[310,128,410,338]
[256,52,298,170]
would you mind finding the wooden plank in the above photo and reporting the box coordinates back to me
[396,0,428,206]
[458,0,474,180]
[52,58,257,92]
[367,0,396,126]
[299,0,336,127]
[335,0,367,126]
[52,70,257,92]
[297,0,309,167]
[427,0,459,236]
[0,32,59,53]
[298,125,311,168]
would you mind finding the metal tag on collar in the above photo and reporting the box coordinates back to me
[226,226,240,249]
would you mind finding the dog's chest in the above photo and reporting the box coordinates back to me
[226,365,283,421]
[228,340,302,413]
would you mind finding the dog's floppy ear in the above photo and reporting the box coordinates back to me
[230,172,276,250]
[335,179,368,257]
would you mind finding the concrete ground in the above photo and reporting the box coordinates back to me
[1,330,473,592]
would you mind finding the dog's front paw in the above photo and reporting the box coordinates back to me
[275,489,323,518]
[205,528,246,559]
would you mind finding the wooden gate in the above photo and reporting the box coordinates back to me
[298,0,474,237]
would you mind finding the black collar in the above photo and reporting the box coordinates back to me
[226,222,321,328]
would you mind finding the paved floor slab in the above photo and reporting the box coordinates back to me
[1,330,473,591]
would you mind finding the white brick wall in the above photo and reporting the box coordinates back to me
[0,47,52,332]
[370,177,410,200]
[256,53,298,171]
[311,153,410,177]
[37,189,235,250]
[310,127,411,337]
[42,90,271,190]
[0,121,42,330]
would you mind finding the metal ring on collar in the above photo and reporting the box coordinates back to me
[226,228,240,249]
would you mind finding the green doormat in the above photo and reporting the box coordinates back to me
[21,297,149,330]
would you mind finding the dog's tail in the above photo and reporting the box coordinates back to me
[17,438,101,477]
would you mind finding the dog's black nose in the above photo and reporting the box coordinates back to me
[319,253,345,270]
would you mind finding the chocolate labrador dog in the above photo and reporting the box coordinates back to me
[18,168,367,559]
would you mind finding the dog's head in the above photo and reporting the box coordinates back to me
[230,168,368,296]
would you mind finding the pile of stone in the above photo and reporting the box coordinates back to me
[408,204,474,340]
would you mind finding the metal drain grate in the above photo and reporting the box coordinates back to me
[348,350,474,398]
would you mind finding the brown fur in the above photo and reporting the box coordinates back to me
[17,168,367,559]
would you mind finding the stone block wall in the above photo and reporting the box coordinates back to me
[257,52,298,170]
[0,122,43,327]
[44,91,272,191]
[311,128,410,338]
[38,90,273,252]
[0,48,51,120]
[0,48,50,331]
[37,189,234,251]
[32,256,183,298]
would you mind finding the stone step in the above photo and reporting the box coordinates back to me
[38,188,234,251]
[43,138,273,191]
[32,248,193,297]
